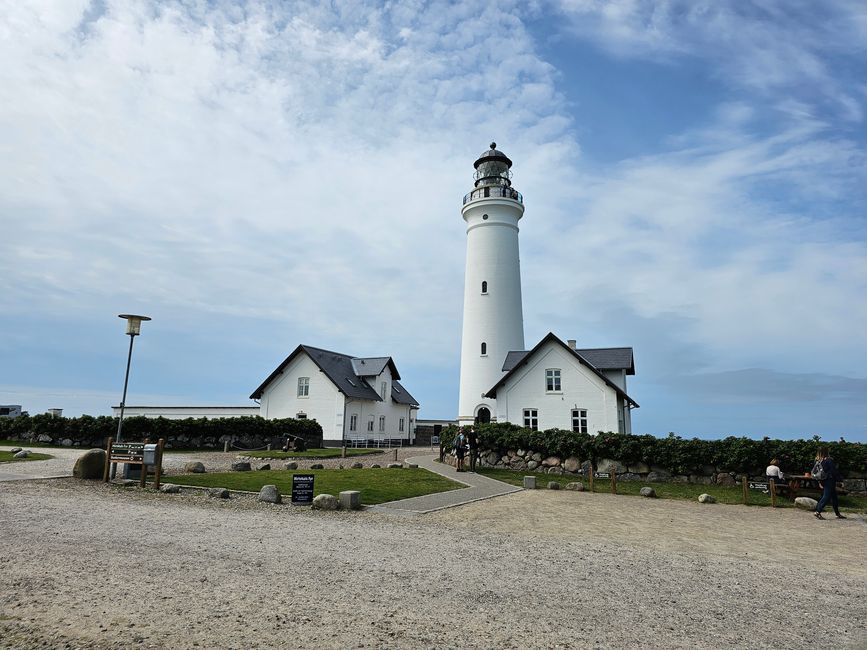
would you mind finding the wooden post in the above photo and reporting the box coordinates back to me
[153,438,165,491]
[611,470,617,495]
[103,437,114,482]
[341,446,347,458]
[267,443,272,451]
[589,466,595,493]
[139,438,149,488]
[393,448,398,462]
[742,476,748,505]
[224,440,229,453]
[769,478,777,508]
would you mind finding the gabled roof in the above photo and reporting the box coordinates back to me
[391,380,419,407]
[351,357,400,379]
[487,333,639,407]
[250,345,383,401]
[502,347,635,375]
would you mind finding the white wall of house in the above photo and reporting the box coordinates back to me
[342,365,415,443]
[259,353,345,437]
[493,341,623,434]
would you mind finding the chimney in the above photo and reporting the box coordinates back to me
[567,339,576,350]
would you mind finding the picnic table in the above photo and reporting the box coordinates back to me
[785,476,848,499]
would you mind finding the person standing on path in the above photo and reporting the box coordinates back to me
[813,446,846,520]
[453,430,467,472]
[467,427,479,472]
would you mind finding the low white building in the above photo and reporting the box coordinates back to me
[250,344,420,445]
[111,406,259,419]
[485,333,638,434]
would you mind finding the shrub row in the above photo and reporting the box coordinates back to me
[0,414,323,449]
[441,424,867,476]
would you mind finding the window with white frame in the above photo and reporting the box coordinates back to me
[523,408,538,430]
[545,369,561,392]
[399,417,405,432]
[379,415,386,432]
[349,414,358,432]
[367,417,374,432]
[380,381,387,400]
[297,377,310,397]
[572,409,588,434]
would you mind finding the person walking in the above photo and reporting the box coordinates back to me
[467,427,479,472]
[453,430,467,472]
[813,446,846,520]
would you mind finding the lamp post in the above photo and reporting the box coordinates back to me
[112,314,150,478]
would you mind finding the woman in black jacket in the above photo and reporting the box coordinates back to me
[814,447,846,520]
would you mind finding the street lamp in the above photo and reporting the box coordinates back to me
[112,314,150,478]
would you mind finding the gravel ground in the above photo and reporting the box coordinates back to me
[1,476,865,649]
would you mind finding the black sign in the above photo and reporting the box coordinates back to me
[291,474,315,505]
[594,472,610,479]
[749,482,770,493]
[110,442,145,463]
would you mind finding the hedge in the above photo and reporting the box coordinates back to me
[0,414,323,449]
[441,423,867,477]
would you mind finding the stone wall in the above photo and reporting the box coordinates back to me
[13,431,322,452]
[475,447,867,495]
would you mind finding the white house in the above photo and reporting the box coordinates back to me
[485,333,638,434]
[250,344,419,445]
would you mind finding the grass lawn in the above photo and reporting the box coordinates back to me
[0,440,59,449]
[164,467,460,505]
[478,468,867,513]
[0,450,53,463]
[239,448,384,460]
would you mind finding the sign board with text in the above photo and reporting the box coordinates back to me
[291,474,315,505]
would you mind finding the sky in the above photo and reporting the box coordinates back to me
[2,0,866,441]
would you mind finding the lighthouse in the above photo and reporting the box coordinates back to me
[458,143,525,425]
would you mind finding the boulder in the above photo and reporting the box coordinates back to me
[628,461,650,474]
[231,461,251,472]
[351,462,363,469]
[794,497,818,510]
[61,439,73,447]
[510,459,527,471]
[619,473,641,482]
[698,493,716,504]
[258,485,282,504]
[485,451,500,466]
[258,464,271,471]
[547,481,561,490]
[526,460,538,471]
[10,447,22,454]
[517,449,526,457]
[689,474,713,485]
[119,479,137,487]
[339,490,361,510]
[285,462,298,470]
[370,464,381,468]
[310,463,325,470]
[596,458,627,474]
[715,473,736,487]
[387,463,402,469]
[184,462,206,474]
[507,449,517,458]
[639,487,657,498]
[37,434,52,443]
[404,462,419,469]
[160,484,181,494]
[563,457,581,473]
[541,456,561,467]
[312,494,339,510]
[208,488,230,499]
[73,449,106,480]
[841,479,867,496]
[547,466,563,475]
[531,452,543,462]
[564,482,585,491]
[13,450,29,459]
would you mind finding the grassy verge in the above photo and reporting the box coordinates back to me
[0,440,59,449]
[478,468,867,513]
[0,451,53,463]
[238,448,384,460]
[164,467,460,505]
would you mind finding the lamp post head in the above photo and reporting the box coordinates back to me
[118,314,151,336]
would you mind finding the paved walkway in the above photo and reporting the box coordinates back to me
[371,453,522,514]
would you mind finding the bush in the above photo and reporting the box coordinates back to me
[450,423,867,477]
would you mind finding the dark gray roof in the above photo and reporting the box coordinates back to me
[502,347,634,375]
[250,345,382,401]
[391,380,419,407]
[487,333,639,407]
[351,357,399,378]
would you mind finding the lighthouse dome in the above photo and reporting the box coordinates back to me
[473,142,513,187]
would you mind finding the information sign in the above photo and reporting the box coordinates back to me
[594,472,610,479]
[291,474,315,505]
[110,442,145,463]
[749,481,770,493]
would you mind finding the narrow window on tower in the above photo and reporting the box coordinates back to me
[480,342,487,356]
[481,281,487,294]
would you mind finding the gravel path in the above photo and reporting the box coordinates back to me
[1,477,865,649]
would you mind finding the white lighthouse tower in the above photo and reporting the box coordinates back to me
[458,143,525,425]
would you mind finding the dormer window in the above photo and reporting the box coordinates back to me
[481,281,488,294]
